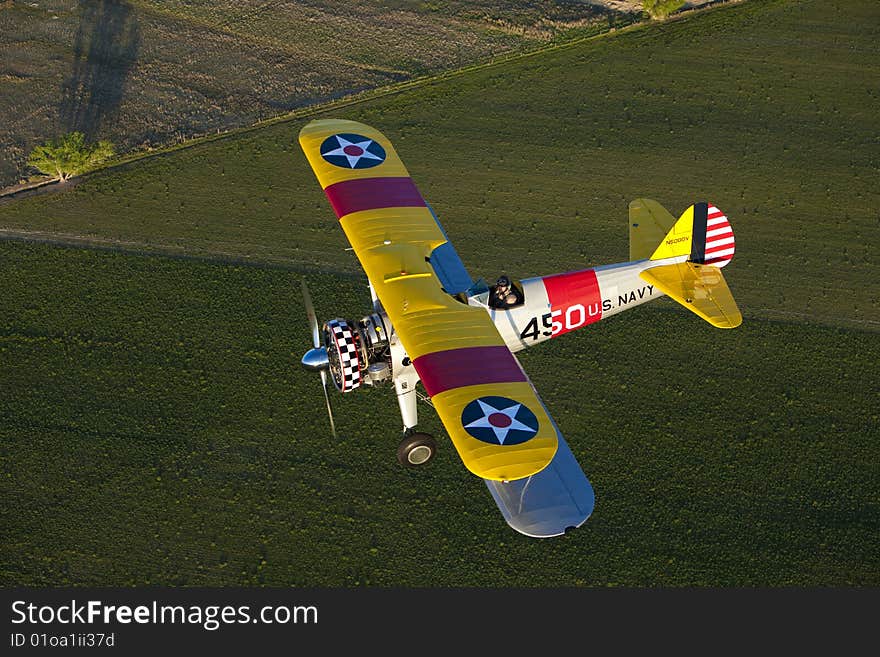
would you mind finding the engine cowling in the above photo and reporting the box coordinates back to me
[323,313,394,392]
[324,319,363,392]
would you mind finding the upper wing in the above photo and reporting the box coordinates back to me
[299,119,557,481]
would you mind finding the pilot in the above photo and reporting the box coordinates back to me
[492,275,521,308]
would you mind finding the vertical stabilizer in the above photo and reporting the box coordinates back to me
[629,198,678,261]
[650,202,736,267]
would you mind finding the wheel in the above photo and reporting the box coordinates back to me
[397,432,437,467]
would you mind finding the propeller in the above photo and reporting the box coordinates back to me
[300,279,336,438]
[318,370,337,439]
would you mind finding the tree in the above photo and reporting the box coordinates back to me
[27,132,115,182]
[643,0,685,20]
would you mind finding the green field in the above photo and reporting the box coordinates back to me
[1,0,879,586]
[2,242,877,586]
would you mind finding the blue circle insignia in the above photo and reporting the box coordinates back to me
[460,396,539,446]
[320,133,386,169]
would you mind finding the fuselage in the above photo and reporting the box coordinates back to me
[471,258,665,353]
[363,256,673,424]
[352,255,676,431]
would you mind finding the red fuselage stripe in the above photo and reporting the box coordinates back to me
[413,346,527,397]
[542,268,601,308]
[324,176,425,218]
[540,268,603,336]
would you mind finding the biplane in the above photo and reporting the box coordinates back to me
[298,119,741,538]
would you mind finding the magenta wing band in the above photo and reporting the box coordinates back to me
[323,177,425,218]
[412,345,528,397]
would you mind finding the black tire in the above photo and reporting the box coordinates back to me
[397,432,437,467]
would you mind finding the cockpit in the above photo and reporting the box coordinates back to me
[488,275,525,310]
[465,276,525,309]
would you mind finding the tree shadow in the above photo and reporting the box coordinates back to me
[60,0,140,140]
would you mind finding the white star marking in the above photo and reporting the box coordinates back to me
[463,399,535,445]
[323,135,384,168]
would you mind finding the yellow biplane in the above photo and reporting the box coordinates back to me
[298,119,741,537]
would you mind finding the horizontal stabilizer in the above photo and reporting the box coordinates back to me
[484,432,594,538]
[640,261,742,328]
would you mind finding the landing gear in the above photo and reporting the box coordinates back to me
[397,432,437,467]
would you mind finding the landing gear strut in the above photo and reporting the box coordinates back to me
[397,432,437,467]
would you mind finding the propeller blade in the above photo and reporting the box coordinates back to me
[301,279,320,349]
[301,279,335,436]
[320,369,337,439]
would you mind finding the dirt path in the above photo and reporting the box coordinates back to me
[0,227,365,279]
[2,227,876,333]
[0,178,82,205]
[595,1,715,13]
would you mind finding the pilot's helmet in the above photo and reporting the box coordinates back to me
[496,275,511,288]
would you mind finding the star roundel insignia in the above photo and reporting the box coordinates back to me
[460,396,539,446]
[320,133,386,169]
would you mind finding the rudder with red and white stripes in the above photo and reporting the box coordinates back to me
[693,203,735,267]
[647,201,735,267]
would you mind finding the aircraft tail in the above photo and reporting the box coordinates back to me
[647,202,735,266]
[635,201,742,328]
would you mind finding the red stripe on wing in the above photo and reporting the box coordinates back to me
[413,346,527,397]
[324,176,425,218]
